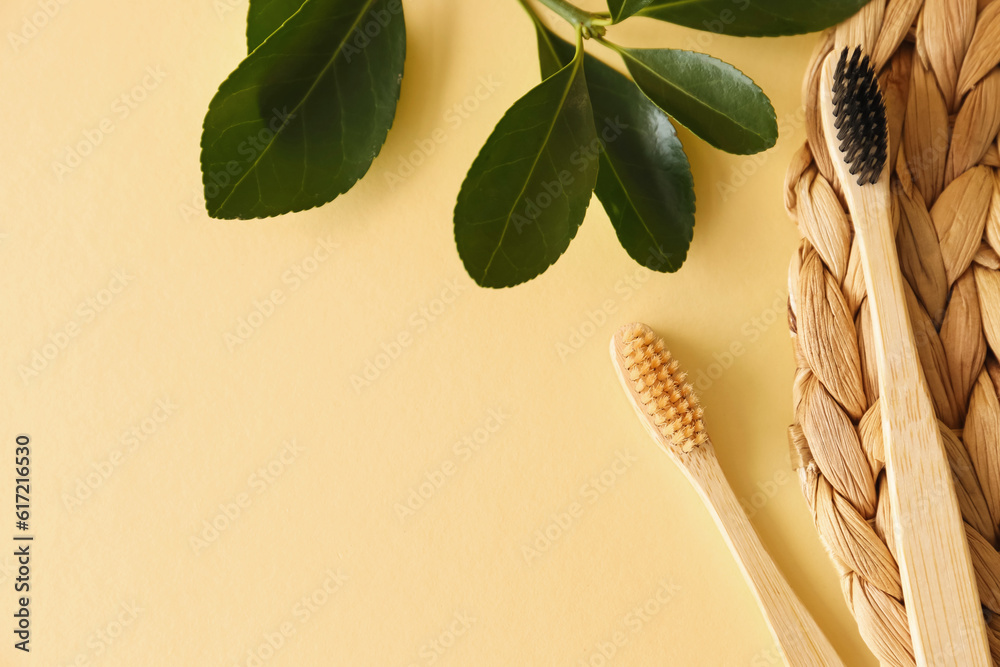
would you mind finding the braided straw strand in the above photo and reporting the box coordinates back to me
[787,1,1000,664]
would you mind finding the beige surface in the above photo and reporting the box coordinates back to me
[1,0,875,664]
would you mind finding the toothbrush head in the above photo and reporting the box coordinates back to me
[612,323,707,453]
[831,46,888,186]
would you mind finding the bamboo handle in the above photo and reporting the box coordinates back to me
[819,52,990,666]
[849,181,989,666]
[682,448,846,667]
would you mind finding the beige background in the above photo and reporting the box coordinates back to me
[1,0,876,664]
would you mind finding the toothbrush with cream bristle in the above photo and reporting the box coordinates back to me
[819,46,990,665]
[610,323,844,667]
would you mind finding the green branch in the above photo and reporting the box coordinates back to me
[534,0,611,38]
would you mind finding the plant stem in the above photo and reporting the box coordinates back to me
[535,0,611,38]
[592,34,624,55]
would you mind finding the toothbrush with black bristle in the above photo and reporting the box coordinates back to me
[610,323,845,666]
[820,46,990,666]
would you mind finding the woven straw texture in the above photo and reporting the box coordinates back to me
[786,0,1000,664]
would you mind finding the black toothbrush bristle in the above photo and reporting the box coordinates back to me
[831,46,887,186]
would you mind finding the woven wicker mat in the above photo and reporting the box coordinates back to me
[786,0,1000,664]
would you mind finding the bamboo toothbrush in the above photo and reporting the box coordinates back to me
[819,47,989,665]
[610,323,844,667]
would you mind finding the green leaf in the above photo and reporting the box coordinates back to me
[201,0,405,219]
[638,0,872,37]
[454,38,598,288]
[613,46,776,155]
[536,25,694,272]
[607,0,653,23]
[247,0,306,52]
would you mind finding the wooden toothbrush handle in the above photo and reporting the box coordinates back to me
[685,449,845,667]
[848,181,991,666]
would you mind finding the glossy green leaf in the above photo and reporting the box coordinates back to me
[201,0,405,219]
[613,46,776,155]
[536,26,694,272]
[638,0,872,37]
[246,0,306,52]
[454,40,598,288]
[607,0,653,23]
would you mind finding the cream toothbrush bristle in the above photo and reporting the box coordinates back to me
[610,323,844,667]
[619,323,706,451]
